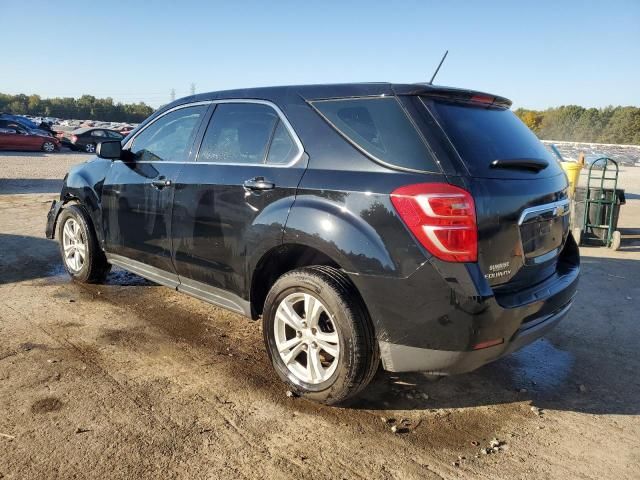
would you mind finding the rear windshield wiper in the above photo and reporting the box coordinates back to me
[490,158,549,172]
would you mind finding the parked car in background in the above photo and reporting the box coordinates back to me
[66,127,124,153]
[0,113,54,137]
[0,120,60,152]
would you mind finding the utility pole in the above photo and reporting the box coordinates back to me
[190,83,196,96]
[170,88,176,102]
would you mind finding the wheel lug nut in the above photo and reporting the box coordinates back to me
[302,344,308,351]
[296,331,302,338]
[311,342,318,349]
[311,327,317,335]
[301,321,307,328]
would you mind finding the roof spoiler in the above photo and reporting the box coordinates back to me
[393,84,512,108]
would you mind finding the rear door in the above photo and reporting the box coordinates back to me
[419,97,570,289]
[101,104,208,280]
[171,101,306,301]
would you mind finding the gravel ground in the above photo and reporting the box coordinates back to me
[1,152,639,479]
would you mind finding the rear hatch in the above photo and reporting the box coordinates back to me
[420,96,570,291]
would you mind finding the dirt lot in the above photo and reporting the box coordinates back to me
[1,152,639,479]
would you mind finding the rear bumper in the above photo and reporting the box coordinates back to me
[350,232,580,374]
[379,300,572,374]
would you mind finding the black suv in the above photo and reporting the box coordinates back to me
[46,83,580,404]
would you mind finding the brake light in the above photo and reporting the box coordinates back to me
[71,135,78,143]
[390,183,477,262]
[470,94,495,105]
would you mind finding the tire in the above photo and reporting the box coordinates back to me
[263,266,379,405]
[84,143,96,153]
[42,141,56,153]
[56,204,110,283]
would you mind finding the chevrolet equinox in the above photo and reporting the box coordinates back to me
[46,83,580,404]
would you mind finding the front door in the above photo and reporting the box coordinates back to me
[101,104,209,280]
[171,101,307,302]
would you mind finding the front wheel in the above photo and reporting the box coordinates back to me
[84,143,96,153]
[263,266,379,405]
[57,204,110,283]
[42,141,56,153]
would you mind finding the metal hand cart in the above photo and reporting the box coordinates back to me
[572,157,625,250]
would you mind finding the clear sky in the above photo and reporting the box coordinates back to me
[2,0,639,109]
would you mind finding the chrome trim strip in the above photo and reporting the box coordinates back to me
[518,199,570,225]
[123,98,305,169]
[124,101,213,150]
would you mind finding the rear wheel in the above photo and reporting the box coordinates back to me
[57,204,110,283]
[84,143,96,153]
[263,266,379,405]
[42,141,56,152]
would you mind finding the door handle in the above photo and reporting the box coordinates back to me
[151,177,172,189]
[243,176,275,191]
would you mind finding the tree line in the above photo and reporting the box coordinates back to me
[515,105,640,145]
[2,92,638,144]
[0,92,154,123]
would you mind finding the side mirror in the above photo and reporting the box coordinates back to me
[97,140,122,159]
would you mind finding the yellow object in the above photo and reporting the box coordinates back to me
[561,161,583,196]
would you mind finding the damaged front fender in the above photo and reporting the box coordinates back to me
[45,200,63,239]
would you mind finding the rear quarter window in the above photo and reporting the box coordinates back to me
[311,97,440,173]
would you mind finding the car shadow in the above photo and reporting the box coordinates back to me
[0,178,63,195]
[0,233,155,286]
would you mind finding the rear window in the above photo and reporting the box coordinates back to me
[422,98,556,176]
[312,97,440,172]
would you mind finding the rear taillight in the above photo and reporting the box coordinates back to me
[71,135,78,143]
[390,183,477,262]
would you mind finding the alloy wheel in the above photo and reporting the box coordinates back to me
[85,143,96,153]
[274,292,340,384]
[62,218,86,272]
[43,142,55,152]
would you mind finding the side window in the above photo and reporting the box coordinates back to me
[6,122,25,133]
[266,121,298,165]
[91,130,106,137]
[198,103,278,164]
[312,97,439,172]
[106,130,123,139]
[131,105,207,162]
